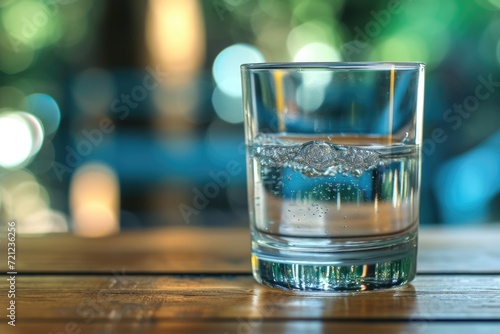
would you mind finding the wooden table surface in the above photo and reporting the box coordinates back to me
[1,226,500,333]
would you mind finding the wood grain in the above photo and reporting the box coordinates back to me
[0,228,251,274]
[5,275,500,321]
[417,226,500,273]
[0,226,499,333]
[1,226,499,274]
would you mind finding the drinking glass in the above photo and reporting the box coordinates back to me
[241,62,425,291]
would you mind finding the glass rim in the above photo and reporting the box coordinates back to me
[241,61,425,70]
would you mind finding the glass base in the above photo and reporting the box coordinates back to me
[251,237,417,292]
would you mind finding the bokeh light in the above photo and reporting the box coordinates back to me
[0,168,36,190]
[70,162,120,237]
[287,21,339,59]
[0,112,44,168]
[0,168,64,233]
[23,93,61,135]
[253,19,290,61]
[1,0,62,50]
[435,132,500,224]
[212,87,244,124]
[376,35,428,63]
[21,209,68,233]
[293,42,341,62]
[212,43,265,97]
[10,180,50,217]
[292,1,333,25]
[146,0,205,82]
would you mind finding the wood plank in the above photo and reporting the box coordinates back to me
[0,228,251,274]
[4,275,500,321]
[1,226,499,273]
[417,226,500,273]
[2,321,500,334]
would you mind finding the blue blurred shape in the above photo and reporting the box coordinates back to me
[434,131,500,224]
[70,130,246,186]
[24,93,61,135]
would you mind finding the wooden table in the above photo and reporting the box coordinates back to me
[1,226,500,333]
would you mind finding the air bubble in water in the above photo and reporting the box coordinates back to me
[352,169,362,177]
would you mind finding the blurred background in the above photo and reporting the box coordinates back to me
[0,0,499,237]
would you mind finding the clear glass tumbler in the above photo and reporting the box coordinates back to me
[241,62,425,291]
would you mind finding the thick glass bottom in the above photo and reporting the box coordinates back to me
[251,234,417,292]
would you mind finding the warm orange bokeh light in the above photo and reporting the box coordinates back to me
[145,0,206,83]
[70,163,120,237]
